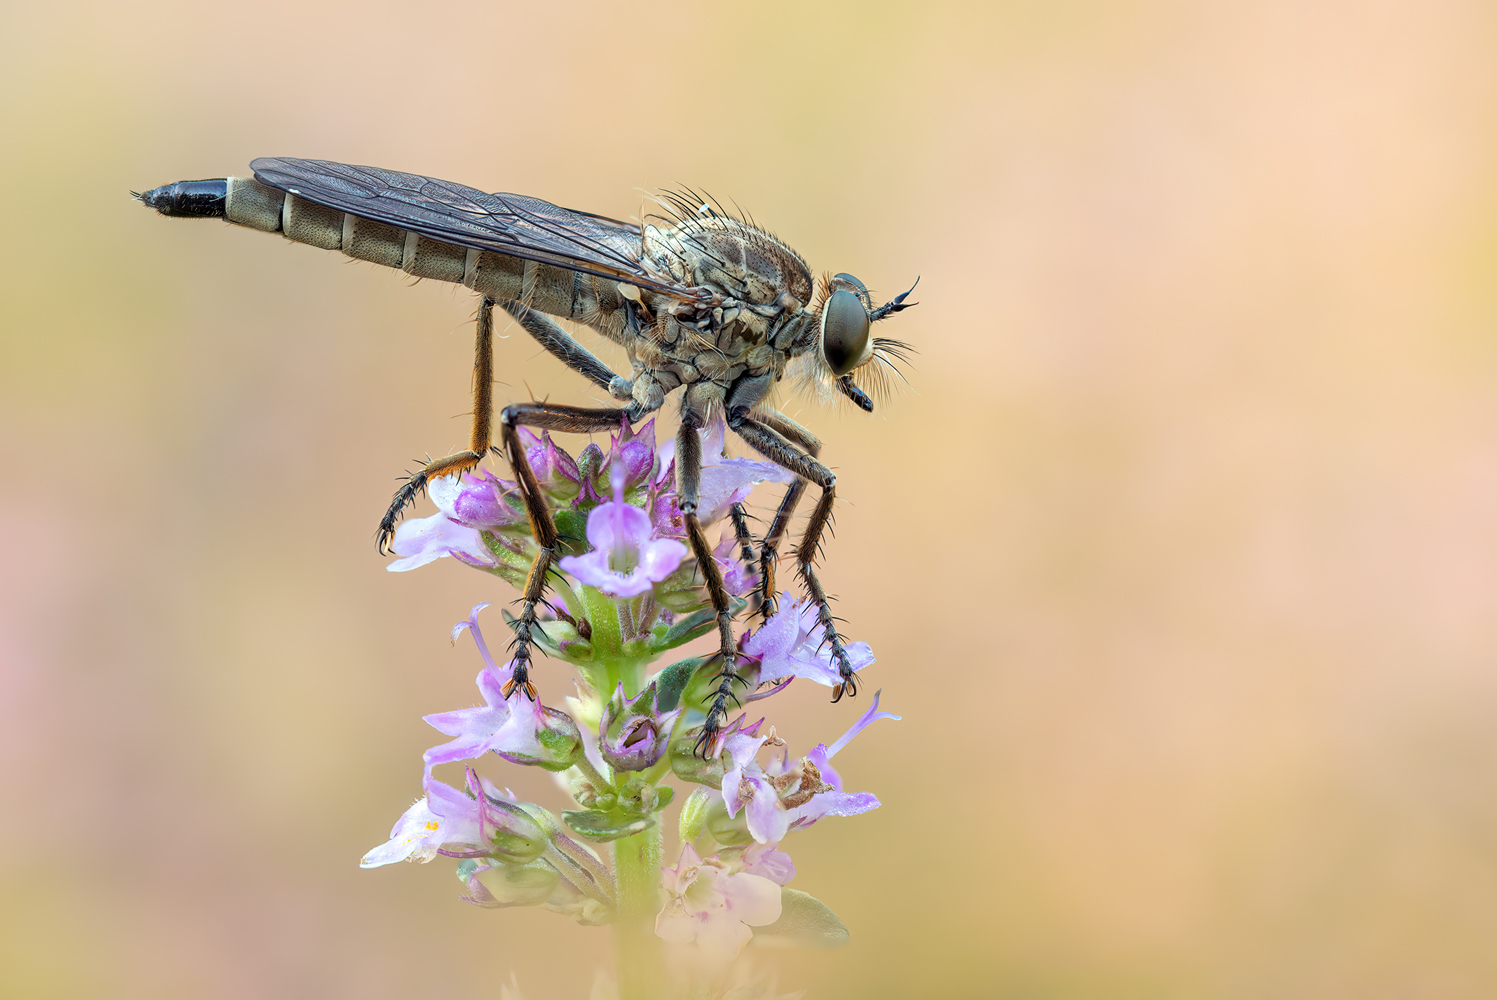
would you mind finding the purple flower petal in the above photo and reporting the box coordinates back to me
[527,430,581,491]
[825,689,902,759]
[654,416,792,525]
[422,610,559,768]
[804,689,901,790]
[743,594,876,687]
[739,843,797,886]
[435,471,524,530]
[608,417,658,487]
[557,467,689,596]
[387,511,498,572]
[788,790,881,830]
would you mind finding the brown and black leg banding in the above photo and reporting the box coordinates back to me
[376,297,497,552]
[497,401,639,697]
[679,420,749,757]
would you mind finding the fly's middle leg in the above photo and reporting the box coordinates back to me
[728,410,859,703]
[377,297,497,552]
[497,401,639,697]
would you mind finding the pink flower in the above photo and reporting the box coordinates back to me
[655,844,783,958]
[386,504,499,572]
[558,465,689,597]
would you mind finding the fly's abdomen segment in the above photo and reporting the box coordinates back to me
[140,176,626,331]
[136,179,229,218]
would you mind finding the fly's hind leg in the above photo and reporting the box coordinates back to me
[728,409,860,703]
[498,402,638,696]
[377,297,497,553]
[377,297,637,553]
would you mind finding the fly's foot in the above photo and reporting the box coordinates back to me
[695,657,748,758]
[500,601,542,700]
[376,449,487,554]
[809,594,859,703]
[377,466,431,554]
[695,606,747,758]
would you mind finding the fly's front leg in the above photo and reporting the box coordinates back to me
[752,412,821,619]
[377,297,497,552]
[498,402,638,697]
[728,412,859,703]
[679,421,747,756]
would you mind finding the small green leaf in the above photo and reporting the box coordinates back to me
[654,655,711,712]
[648,608,719,655]
[552,509,590,557]
[562,809,656,842]
[752,889,850,949]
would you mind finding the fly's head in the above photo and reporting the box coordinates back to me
[808,273,919,412]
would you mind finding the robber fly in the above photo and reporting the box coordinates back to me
[136,158,917,748]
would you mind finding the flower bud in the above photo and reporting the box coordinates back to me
[704,793,755,848]
[600,682,681,772]
[669,728,727,789]
[616,774,674,815]
[575,442,607,504]
[520,429,582,502]
[465,767,549,865]
[524,613,594,664]
[678,786,713,842]
[470,860,561,906]
[493,705,584,772]
[610,435,656,491]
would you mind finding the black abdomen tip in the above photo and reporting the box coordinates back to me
[135,178,228,218]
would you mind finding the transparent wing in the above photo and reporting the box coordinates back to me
[250,157,695,300]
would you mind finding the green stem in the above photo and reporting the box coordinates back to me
[574,753,613,795]
[613,822,666,1000]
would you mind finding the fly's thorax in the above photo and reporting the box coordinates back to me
[690,224,814,308]
[637,217,817,377]
[642,219,813,309]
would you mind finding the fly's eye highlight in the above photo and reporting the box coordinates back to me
[821,288,871,378]
[832,272,871,307]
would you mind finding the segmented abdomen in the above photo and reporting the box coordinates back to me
[159,176,628,336]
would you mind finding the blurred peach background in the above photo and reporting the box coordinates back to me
[4,0,1497,996]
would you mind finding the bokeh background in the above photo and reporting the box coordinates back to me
[4,0,1497,996]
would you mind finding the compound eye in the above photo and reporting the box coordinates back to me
[821,288,871,378]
